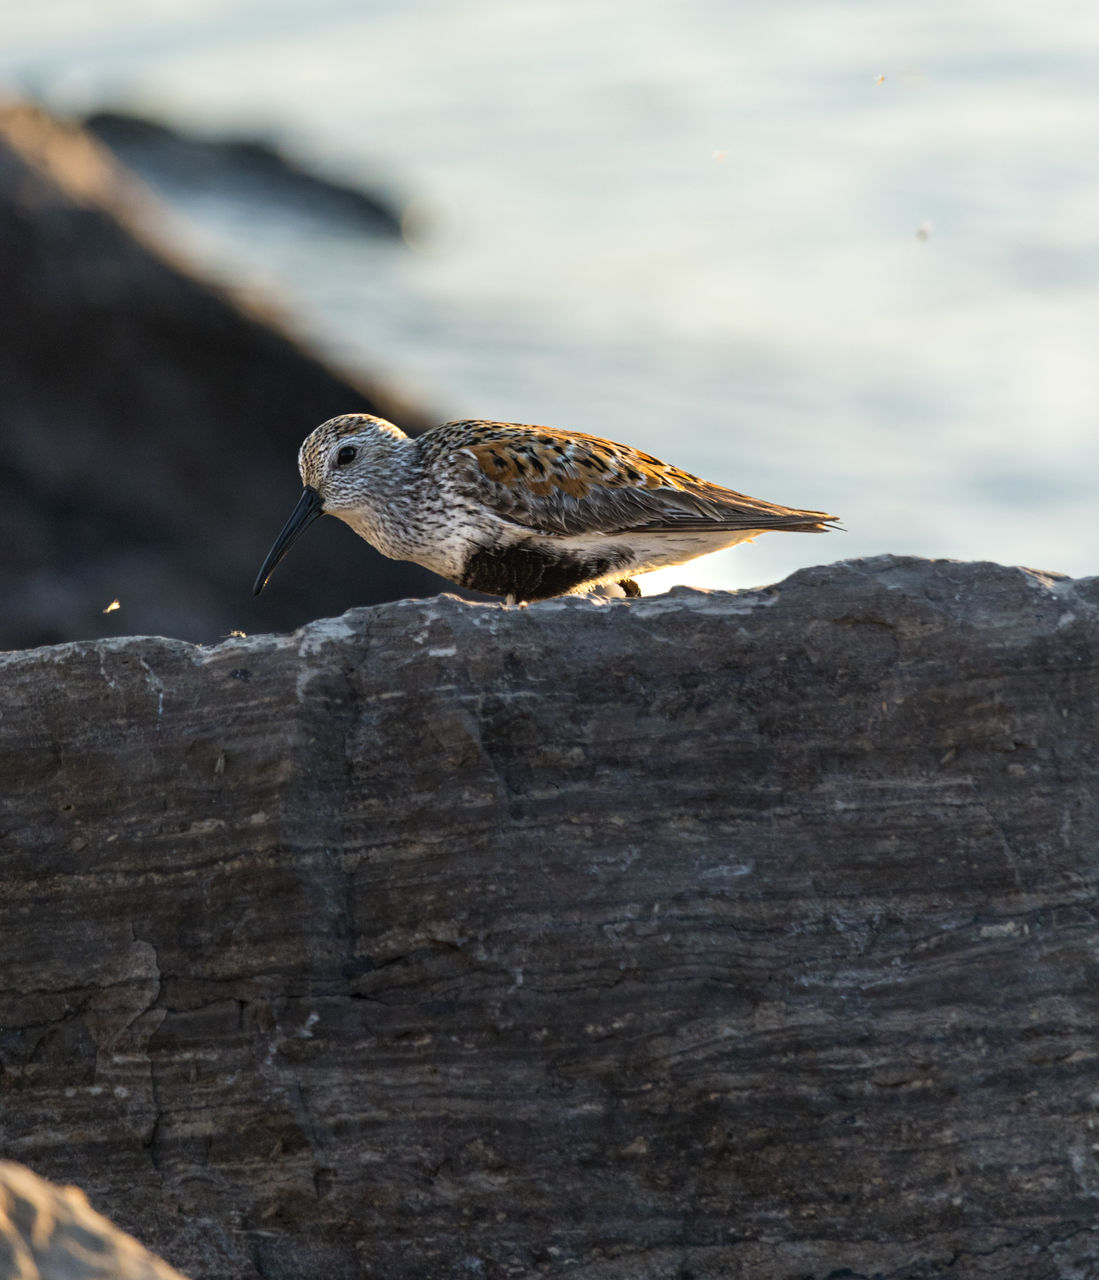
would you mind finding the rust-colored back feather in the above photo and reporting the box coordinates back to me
[423,420,837,539]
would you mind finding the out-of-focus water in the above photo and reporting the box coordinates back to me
[4,0,1098,590]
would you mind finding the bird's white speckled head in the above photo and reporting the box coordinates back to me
[297,413,412,513]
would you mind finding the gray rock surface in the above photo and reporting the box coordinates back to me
[0,101,442,652]
[2,555,1099,1279]
[0,1162,187,1280]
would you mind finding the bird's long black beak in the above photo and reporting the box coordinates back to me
[253,486,325,596]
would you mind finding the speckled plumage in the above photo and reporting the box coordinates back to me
[254,413,839,603]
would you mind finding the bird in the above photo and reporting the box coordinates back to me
[253,413,839,605]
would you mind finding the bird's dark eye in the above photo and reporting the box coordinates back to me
[335,445,357,467]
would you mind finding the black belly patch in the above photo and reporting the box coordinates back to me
[461,542,629,602]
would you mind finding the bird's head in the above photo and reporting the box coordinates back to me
[253,413,409,596]
[296,413,409,508]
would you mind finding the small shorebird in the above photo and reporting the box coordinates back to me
[253,414,839,604]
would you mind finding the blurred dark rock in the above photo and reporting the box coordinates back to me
[0,101,443,652]
[2,555,1099,1279]
[0,1162,189,1280]
[83,110,405,236]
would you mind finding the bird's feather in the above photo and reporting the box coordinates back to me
[423,420,837,539]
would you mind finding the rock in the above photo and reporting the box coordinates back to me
[0,101,443,653]
[2,555,1099,1280]
[82,110,405,237]
[0,1161,188,1280]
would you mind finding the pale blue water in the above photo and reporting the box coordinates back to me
[3,0,1097,590]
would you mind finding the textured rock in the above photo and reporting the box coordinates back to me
[2,556,1099,1279]
[0,101,441,652]
[0,1162,187,1280]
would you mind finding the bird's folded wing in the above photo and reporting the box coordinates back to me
[444,422,835,538]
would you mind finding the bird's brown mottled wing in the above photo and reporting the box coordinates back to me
[430,420,837,538]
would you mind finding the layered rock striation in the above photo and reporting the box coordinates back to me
[2,556,1099,1279]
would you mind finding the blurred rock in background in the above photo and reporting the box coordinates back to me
[82,109,406,237]
[0,101,444,652]
[0,1161,189,1280]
